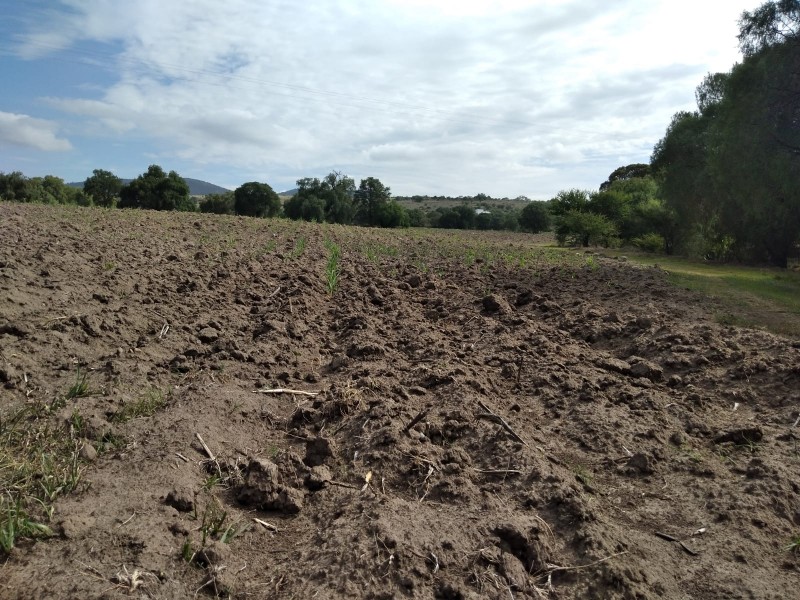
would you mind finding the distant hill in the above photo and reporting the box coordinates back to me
[68,178,230,196]
[278,188,298,197]
[183,178,231,195]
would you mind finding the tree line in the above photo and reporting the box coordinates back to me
[651,0,800,267]
[0,166,554,233]
[549,0,800,266]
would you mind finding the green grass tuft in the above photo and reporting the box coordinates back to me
[113,388,167,423]
[291,236,307,258]
[65,369,90,401]
[786,535,800,555]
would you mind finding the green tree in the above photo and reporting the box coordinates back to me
[375,200,409,228]
[599,163,651,191]
[650,1,800,265]
[737,0,800,56]
[588,190,630,225]
[199,192,235,214]
[24,177,48,203]
[550,189,590,216]
[437,205,476,229]
[695,72,731,114]
[0,171,31,202]
[631,198,677,253]
[83,169,122,207]
[555,211,618,247]
[175,196,198,212]
[651,111,718,256]
[41,175,73,204]
[234,181,281,217]
[285,173,356,224]
[0,172,83,204]
[71,188,92,207]
[354,177,391,226]
[283,184,325,222]
[119,165,190,211]
[322,171,355,224]
[518,201,550,232]
[707,42,800,266]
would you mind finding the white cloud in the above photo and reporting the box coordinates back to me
[0,112,72,152]
[13,0,761,195]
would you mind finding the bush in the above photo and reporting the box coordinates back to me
[519,201,550,232]
[555,211,618,247]
[199,192,235,214]
[407,208,428,227]
[284,195,325,222]
[175,196,199,212]
[632,233,666,253]
[375,201,409,228]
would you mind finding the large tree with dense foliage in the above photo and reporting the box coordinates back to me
[599,163,651,191]
[321,171,355,224]
[119,165,190,211]
[652,0,800,265]
[284,172,355,224]
[651,111,720,256]
[83,169,122,207]
[518,201,550,233]
[234,181,280,217]
[354,177,391,226]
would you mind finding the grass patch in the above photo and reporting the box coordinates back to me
[195,496,248,546]
[602,251,800,338]
[573,465,593,488]
[113,388,167,423]
[0,403,83,554]
[0,498,53,554]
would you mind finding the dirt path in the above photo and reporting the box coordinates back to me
[1,203,798,599]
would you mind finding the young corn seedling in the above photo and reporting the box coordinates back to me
[291,236,307,258]
[324,239,341,294]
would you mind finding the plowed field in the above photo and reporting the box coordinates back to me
[1,203,799,599]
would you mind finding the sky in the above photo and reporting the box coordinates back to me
[0,0,761,198]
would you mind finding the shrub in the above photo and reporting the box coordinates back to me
[200,192,235,214]
[519,201,551,232]
[555,211,618,247]
[632,233,666,253]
